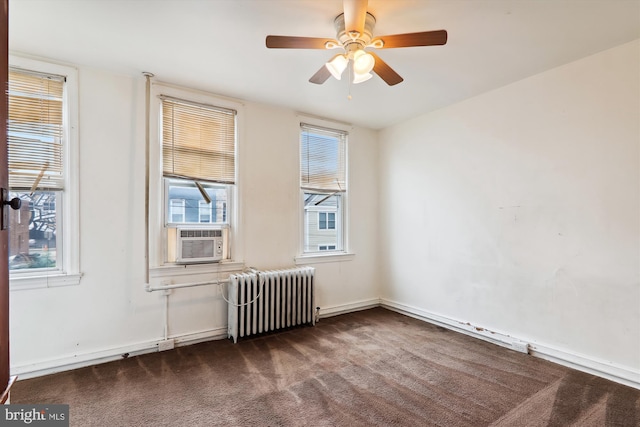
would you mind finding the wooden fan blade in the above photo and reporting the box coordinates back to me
[343,0,367,36]
[369,52,403,86]
[266,35,337,49]
[309,64,332,85]
[373,30,448,49]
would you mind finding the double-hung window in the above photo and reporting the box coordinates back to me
[300,123,347,254]
[160,96,236,263]
[7,58,79,285]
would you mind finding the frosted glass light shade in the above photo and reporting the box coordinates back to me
[352,71,373,84]
[353,50,375,75]
[325,55,348,80]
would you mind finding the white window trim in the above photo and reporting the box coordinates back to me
[149,81,245,269]
[295,252,355,265]
[150,260,245,280]
[8,54,81,290]
[297,114,353,261]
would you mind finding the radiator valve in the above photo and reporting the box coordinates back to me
[315,306,321,323]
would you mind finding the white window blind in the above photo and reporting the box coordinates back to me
[300,123,347,192]
[161,96,236,184]
[7,68,65,191]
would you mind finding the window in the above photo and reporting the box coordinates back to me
[7,58,79,284]
[300,123,347,254]
[199,200,212,223]
[165,179,227,226]
[160,95,236,262]
[318,212,336,230]
[169,199,185,223]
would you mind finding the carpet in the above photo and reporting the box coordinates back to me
[11,308,640,426]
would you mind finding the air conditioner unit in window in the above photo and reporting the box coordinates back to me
[176,228,226,263]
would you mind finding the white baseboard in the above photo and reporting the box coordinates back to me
[13,299,639,391]
[318,298,381,319]
[11,297,381,380]
[12,326,228,380]
[528,344,640,390]
[381,299,640,390]
[172,326,228,345]
[382,299,529,352]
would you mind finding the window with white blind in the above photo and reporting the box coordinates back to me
[7,56,80,286]
[300,123,347,254]
[160,95,236,263]
[161,96,235,185]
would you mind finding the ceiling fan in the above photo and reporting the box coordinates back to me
[265,0,448,86]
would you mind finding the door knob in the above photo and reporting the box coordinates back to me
[3,197,21,210]
[1,189,21,230]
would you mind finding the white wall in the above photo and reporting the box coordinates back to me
[9,65,380,377]
[379,40,639,381]
[9,39,637,387]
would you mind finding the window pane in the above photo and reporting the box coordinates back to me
[8,191,58,270]
[199,200,212,223]
[166,179,227,225]
[8,69,65,191]
[300,125,346,192]
[303,192,341,253]
[170,199,185,223]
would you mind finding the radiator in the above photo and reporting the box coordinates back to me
[228,266,315,343]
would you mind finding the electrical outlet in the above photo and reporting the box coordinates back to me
[511,340,529,354]
[158,339,175,351]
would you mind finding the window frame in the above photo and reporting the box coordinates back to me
[7,55,81,290]
[148,82,243,271]
[297,116,350,260]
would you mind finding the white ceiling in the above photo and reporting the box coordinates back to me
[8,0,640,130]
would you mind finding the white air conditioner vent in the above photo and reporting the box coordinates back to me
[176,228,225,263]
[180,229,222,239]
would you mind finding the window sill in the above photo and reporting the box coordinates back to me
[150,260,245,279]
[295,252,355,265]
[10,272,83,291]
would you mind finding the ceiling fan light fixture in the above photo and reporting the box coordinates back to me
[352,49,375,75]
[352,71,373,84]
[325,54,348,80]
[265,2,448,87]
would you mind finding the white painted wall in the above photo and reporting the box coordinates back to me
[379,40,639,377]
[9,65,380,376]
[9,38,637,387]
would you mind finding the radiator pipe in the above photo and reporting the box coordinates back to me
[142,71,154,286]
[145,279,229,292]
[163,292,169,341]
